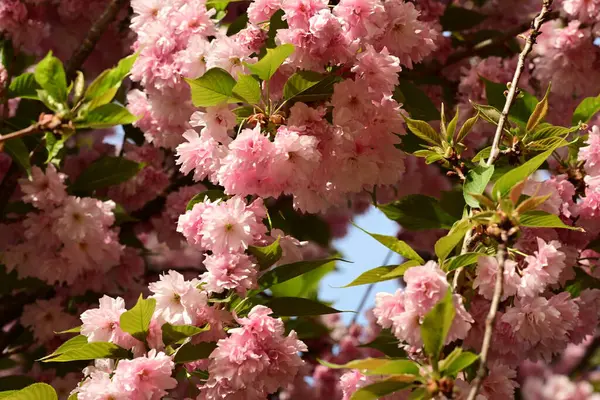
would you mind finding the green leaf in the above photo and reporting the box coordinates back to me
[350,380,414,400]
[230,74,261,105]
[161,323,207,346]
[55,326,81,334]
[259,258,340,290]
[270,259,336,299]
[75,103,138,129]
[342,265,398,288]
[283,70,325,100]
[421,290,455,362]
[292,74,342,103]
[440,6,486,31]
[44,132,67,163]
[380,260,422,279]
[471,103,502,127]
[364,360,420,376]
[8,73,40,99]
[526,84,550,132]
[355,227,424,263]
[34,52,67,103]
[120,295,156,342]
[491,148,558,200]
[378,195,457,231]
[3,138,31,177]
[456,113,479,143]
[43,342,129,362]
[248,238,283,270]
[71,156,143,192]
[40,335,88,361]
[85,53,138,109]
[446,108,459,142]
[319,358,392,371]
[464,164,495,208]
[519,210,583,231]
[527,125,574,142]
[321,358,419,376]
[572,94,600,125]
[435,219,472,262]
[246,44,294,81]
[403,117,441,146]
[174,342,217,364]
[440,350,478,376]
[483,78,538,124]
[186,189,229,211]
[443,252,484,272]
[0,383,57,400]
[359,329,407,358]
[265,297,341,316]
[472,146,492,163]
[393,81,439,121]
[186,68,236,107]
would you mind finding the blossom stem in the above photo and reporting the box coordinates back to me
[65,0,128,79]
[0,123,40,144]
[467,3,554,398]
[485,0,554,167]
[466,243,506,400]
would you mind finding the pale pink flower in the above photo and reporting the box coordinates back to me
[523,175,576,217]
[519,239,567,297]
[474,256,520,301]
[281,0,328,29]
[149,270,207,325]
[562,0,600,24]
[112,350,177,399]
[190,105,237,144]
[201,253,258,296]
[247,0,282,24]
[579,125,600,176]
[80,296,134,346]
[272,126,321,190]
[199,196,268,253]
[522,374,600,400]
[403,261,449,314]
[176,129,226,184]
[378,0,437,68]
[76,370,126,400]
[201,306,306,399]
[352,45,401,94]
[21,298,78,344]
[206,35,253,78]
[333,0,386,40]
[19,164,67,209]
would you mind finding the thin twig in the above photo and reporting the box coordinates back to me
[351,249,395,325]
[486,1,554,167]
[466,244,506,400]
[65,0,128,79]
[0,123,40,144]
[466,3,554,399]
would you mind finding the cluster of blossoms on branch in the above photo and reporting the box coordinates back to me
[1,0,600,399]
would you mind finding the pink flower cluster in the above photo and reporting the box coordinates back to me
[1,165,122,284]
[373,261,473,349]
[75,350,177,400]
[200,305,307,399]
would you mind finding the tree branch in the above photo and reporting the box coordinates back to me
[466,3,555,399]
[569,335,600,378]
[486,1,554,167]
[65,0,128,79]
[0,123,40,144]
